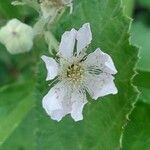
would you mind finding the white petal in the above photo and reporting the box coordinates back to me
[84,48,117,74]
[41,55,58,81]
[85,73,118,100]
[71,90,87,121]
[42,83,65,121]
[50,110,65,122]
[76,23,92,54]
[95,79,118,98]
[42,82,73,121]
[101,51,117,74]
[59,29,77,58]
[42,85,62,112]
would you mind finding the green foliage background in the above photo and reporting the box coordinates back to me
[0,0,150,149]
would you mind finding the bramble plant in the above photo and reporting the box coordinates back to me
[0,0,150,149]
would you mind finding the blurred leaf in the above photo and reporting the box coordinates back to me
[0,0,138,149]
[0,43,37,86]
[131,21,150,72]
[0,81,34,145]
[0,0,38,25]
[122,0,134,16]
[0,109,36,150]
[0,32,46,150]
[0,0,21,19]
[138,0,150,9]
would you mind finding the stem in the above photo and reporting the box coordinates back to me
[33,6,66,55]
[45,8,66,55]
[44,31,59,53]
[47,8,66,30]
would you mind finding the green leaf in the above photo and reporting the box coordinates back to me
[122,100,150,150]
[122,71,150,149]
[35,0,138,149]
[0,0,138,149]
[138,0,150,9]
[123,100,150,150]
[0,0,21,19]
[0,81,34,145]
[121,11,150,148]
[133,70,150,103]
[122,0,135,16]
[123,87,150,150]
[131,21,150,72]
[0,0,32,19]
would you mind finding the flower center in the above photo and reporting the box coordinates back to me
[67,63,84,83]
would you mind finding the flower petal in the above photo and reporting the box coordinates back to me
[41,55,58,81]
[42,82,73,121]
[50,110,65,122]
[71,89,87,121]
[84,48,117,74]
[85,73,118,100]
[101,51,117,74]
[59,29,77,58]
[76,23,92,54]
[42,83,65,121]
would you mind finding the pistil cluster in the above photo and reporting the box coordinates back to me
[66,63,84,84]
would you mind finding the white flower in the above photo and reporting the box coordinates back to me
[0,19,34,54]
[41,23,118,122]
[40,0,73,19]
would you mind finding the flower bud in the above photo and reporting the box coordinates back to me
[0,19,34,54]
[39,0,73,19]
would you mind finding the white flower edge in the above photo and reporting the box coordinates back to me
[0,18,34,54]
[41,55,59,81]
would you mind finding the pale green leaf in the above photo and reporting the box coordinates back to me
[131,21,150,72]
[122,0,134,16]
